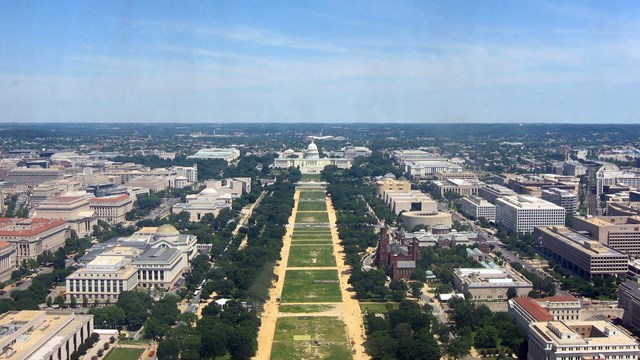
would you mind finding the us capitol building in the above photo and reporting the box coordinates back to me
[273,140,352,174]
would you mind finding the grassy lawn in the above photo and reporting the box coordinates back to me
[288,245,336,267]
[291,239,334,245]
[104,348,145,360]
[297,201,328,212]
[292,228,331,234]
[295,211,330,223]
[271,317,352,360]
[282,270,342,303]
[299,191,326,199]
[279,304,335,313]
[360,302,400,314]
[300,174,323,181]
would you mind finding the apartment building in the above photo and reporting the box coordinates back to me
[65,255,138,303]
[533,226,628,277]
[89,194,133,224]
[0,218,68,264]
[452,267,533,301]
[495,195,565,234]
[461,195,496,222]
[573,216,640,256]
[0,310,94,360]
[541,188,578,214]
[527,320,639,360]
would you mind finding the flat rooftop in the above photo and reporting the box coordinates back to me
[530,320,637,346]
[497,195,564,210]
[537,226,628,257]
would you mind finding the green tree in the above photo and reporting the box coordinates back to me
[116,290,153,329]
[82,296,88,308]
[157,338,180,360]
[54,295,65,308]
[507,287,518,299]
[474,325,501,349]
[46,296,52,307]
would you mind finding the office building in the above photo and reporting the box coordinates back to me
[0,310,94,360]
[89,194,133,224]
[0,218,68,264]
[534,226,628,277]
[0,241,16,282]
[619,280,640,331]
[435,171,478,181]
[5,168,63,185]
[172,164,198,182]
[172,187,233,221]
[33,194,97,237]
[527,320,639,360]
[452,267,533,301]
[573,216,640,256]
[478,184,517,204]
[329,146,372,159]
[461,195,496,222]
[541,188,578,214]
[597,166,640,196]
[496,195,565,234]
[187,148,240,162]
[65,255,138,303]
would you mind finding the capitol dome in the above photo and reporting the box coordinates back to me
[155,224,180,239]
[304,141,320,159]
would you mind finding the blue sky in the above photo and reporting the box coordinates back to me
[1,0,639,123]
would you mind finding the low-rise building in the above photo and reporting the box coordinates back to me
[573,216,640,257]
[452,267,533,301]
[0,218,69,264]
[541,188,578,214]
[533,226,628,278]
[376,226,419,280]
[496,195,565,234]
[383,190,438,215]
[329,146,372,159]
[0,310,94,360]
[89,194,133,224]
[133,247,184,290]
[432,178,484,197]
[0,241,16,282]
[187,148,240,162]
[619,280,640,332]
[5,168,64,185]
[509,296,582,329]
[527,320,639,360]
[65,255,138,303]
[461,195,496,222]
[172,187,233,221]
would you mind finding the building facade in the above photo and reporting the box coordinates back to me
[527,320,639,360]
[478,184,517,204]
[495,195,565,234]
[461,195,496,222]
[32,194,97,236]
[533,226,628,278]
[573,216,640,257]
[541,188,578,214]
[89,194,133,224]
[0,218,69,264]
[0,241,16,282]
[65,255,138,303]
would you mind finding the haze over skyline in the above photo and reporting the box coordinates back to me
[2,1,639,124]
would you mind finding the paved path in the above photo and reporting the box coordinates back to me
[326,196,368,360]
[254,190,299,359]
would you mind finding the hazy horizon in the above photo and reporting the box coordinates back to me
[2,1,639,124]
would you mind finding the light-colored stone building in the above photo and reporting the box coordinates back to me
[32,193,97,236]
[374,177,411,198]
[496,195,565,234]
[0,241,16,282]
[273,141,352,173]
[65,255,138,303]
[89,194,133,224]
[452,267,533,301]
[573,216,640,257]
[0,310,94,360]
[461,195,496,222]
[0,218,69,264]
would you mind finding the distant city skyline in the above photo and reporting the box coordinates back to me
[1,1,639,124]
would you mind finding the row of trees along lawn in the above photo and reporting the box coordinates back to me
[365,301,440,360]
[509,262,556,298]
[447,297,527,359]
[155,175,297,359]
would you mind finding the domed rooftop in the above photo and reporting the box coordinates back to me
[155,224,180,238]
[199,187,219,196]
[383,173,397,179]
[304,141,320,159]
